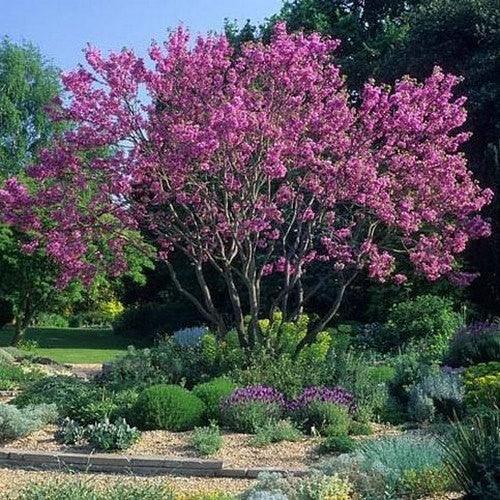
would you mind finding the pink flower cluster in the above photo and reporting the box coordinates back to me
[0,23,492,288]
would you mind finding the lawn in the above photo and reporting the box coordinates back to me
[0,326,147,364]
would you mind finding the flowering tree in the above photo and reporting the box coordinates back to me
[0,24,492,349]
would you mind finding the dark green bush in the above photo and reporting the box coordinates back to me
[349,420,373,436]
[319,434,356,454]
[446,322,500,367]
[135,384,205,431]
[192,377,236,422]
[112,302,202,340]
[12,375,98,419]
[439,412,500,499]
[384,295,462,362]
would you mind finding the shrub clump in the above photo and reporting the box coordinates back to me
[446,321,500,367]
[0,403,57,441]
[318,434,356,455]
[221,385,285,433]
[250,419,302,447]
[190,422,223,456]
[289,386,354,435]
[192,377,237,422]
[463,362,500,413]
[86,418,140,451]
[135,384,205,431]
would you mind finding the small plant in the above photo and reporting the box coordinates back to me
[86,418,140,451]
[289,387,353,435]
[463,362,500,412]
[349,420,372,436]
[192,377,237,422]
[318,434,356,455]
[190,422,223,456]
[136,384,205,431]
[250,419,302,447]
[222,386,285,433]
[0,402,57,441]
[295,473,353,500]
[439,412,500,499]
[446,321,500,367]
[399,466,453,499]
[55,418,87,445]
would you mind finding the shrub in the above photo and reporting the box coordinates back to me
[86,418,140,451]
[384,294,462,362]
[318,434,356,455]
[250,419,302,447]
[349,421,372,436]
[399,466,453,499]
[288,386,354,435]
[192,377,237,422]
[36,312,69,328]
[295,473,353,500]
[446,321,500,367]
[439,412,500,499]
[0,361,42,390]
[407,369,464,422]
[463,362,500,413]
[55,418,86,445]
[135,384,205,431]
[0,403,57,441]
[12,375,98,419]
[190,423,223,456]
[221,386,285,433]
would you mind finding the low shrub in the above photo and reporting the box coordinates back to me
[289,386,354,435]
[86,418,140,451]
[221,386,285,433]
[192,377,237,422]
[463,362,500,412]
[384,294,462,362]
[136,384,205,431]
[349,421,372,436]
[0,361,42,390]
[12,375,98,419]
[407,369,464,422]
[55,418,86,445]
[190,423,223,456]
[250,419,302,447]
[446,321,500,367]
[399,466,453,499]
[0,403,57,441]
[318,434,356,455]
[439,412,500,499]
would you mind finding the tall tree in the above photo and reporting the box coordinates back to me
[0,25,491,349]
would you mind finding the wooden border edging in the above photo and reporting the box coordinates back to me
[0,449,307,479]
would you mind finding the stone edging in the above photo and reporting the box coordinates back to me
[0,449,307,479]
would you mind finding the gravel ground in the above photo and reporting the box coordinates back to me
[7,425,321,469]
[0,466,253,498]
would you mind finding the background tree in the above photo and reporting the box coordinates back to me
[0,25,491,349]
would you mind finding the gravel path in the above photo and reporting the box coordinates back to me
[68,363,103,379]
[0,466,253,498]
[7,426,321,469]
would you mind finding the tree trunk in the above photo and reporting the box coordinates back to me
[11,321,26,346]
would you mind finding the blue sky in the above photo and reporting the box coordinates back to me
[1,0,282,70]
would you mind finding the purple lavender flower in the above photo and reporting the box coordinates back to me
[288,385,356,413]
[223,385,286,409]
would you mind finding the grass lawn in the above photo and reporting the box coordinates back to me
[0,326,147,364]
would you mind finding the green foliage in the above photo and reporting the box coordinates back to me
[86,418,140,451]
[318,434,356,455]
[55,417,87,445]
[0,402,57,440]
[135,384,205,431]
[439,412,500,499]
[36,313,70,328]
[190,423,223,456]
[463,362,500,412]
[384,295,462,362]
[294,401,351,436]
[12,375,98,419]
[192,377,237,422]
[250,419,302,447]
[399,466,454,499]
[348,421,372,436]
[222,401,283,434]
[0,359,42,390]
[18,479,174,500]
[407,370,464,422]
